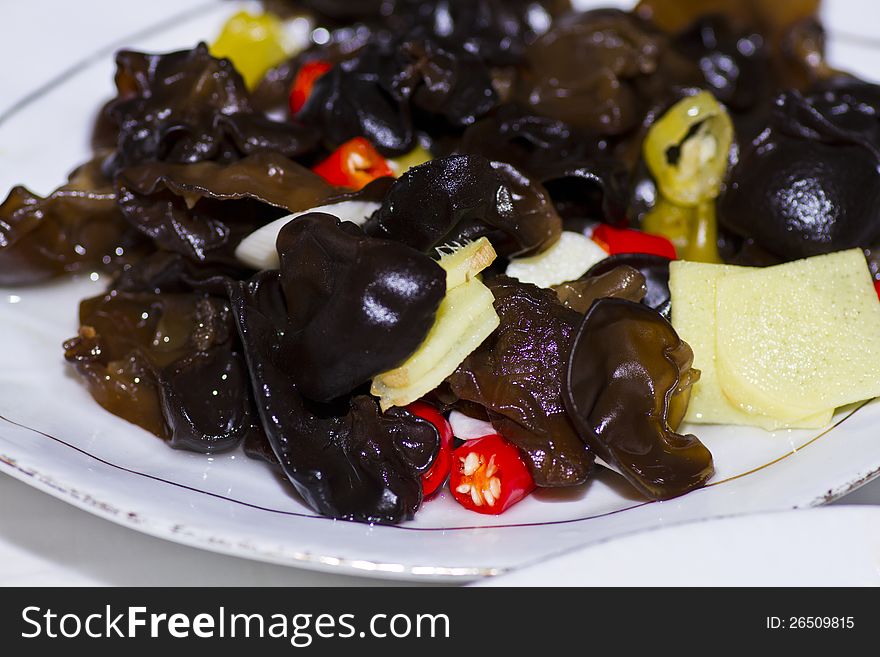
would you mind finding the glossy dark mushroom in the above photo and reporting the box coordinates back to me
[457,106,631,226]
[516,9,699,136]
[111,251,250,295]
[585,253,672,318]
[299,34,499,156]
[448,276,594,487]
[0,156,140,286]
[719,80,880,260]
[63,290,259,454]
[102,43,318,176]
[298,42,415,156]
[284,0,571,64]
[227,270,439,523]
[636,0,831,103]
[564,298,713,500]
[277,213,446,402]
[457,103,607,169]
[671,15,770,113]
[381,0,573,67]
[365,154,561,257]
[554,264,647,313]
[115,152,337,265]
[540,161,631,227]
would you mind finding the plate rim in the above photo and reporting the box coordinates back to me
[473,504,880,586]
[1,400,877,581]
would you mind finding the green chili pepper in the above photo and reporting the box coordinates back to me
[641,91,731,262]
[643,90,733,207]
[643,198,721,263]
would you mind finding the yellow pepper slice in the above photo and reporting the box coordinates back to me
[643,90,733,207]
[388,145,433,176]
[642,197,721,263]
[211,11,289,89]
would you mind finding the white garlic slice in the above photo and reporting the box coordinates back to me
[234,200,381,270]
[505,230,609,289]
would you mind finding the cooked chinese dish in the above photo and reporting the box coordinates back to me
[3,0,880,524]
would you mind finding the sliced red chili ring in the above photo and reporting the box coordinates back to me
[289,59,332,115]
[449,434,535,515]
[311,137,394,190]
[405,401,453,498]
[591,224,677,260]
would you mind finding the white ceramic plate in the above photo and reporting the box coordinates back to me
[2,1,880,582]
[476,506,880,586]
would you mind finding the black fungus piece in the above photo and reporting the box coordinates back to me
[458,103,607,171]
[490,160,564,255]
[276,213,446,402]
[157,342,260,452]
[111,251,250,295]
[664,11,831,144]
[554,264,647,313]
[538,160,631,227]
[585,253,672,318]
[286,0,386,22]
[214,112,322,160]
[386,0,572,67]
[391,39,499,127]
[299,35,499,156]
[719,80,880,260]
[115,152,336,265]
[287,0,571,65]
[63,290,260,454]
[243,429,281,468]
[102,44,317,175]
[671,15,771,113]
[299,42,416,156]
[447,276,594,487]
[365,154,561,257]
[564,298,713,500]
[228,271,439,523]
[0,155,141,286]
[458,106,631,226]
[636,0,826,92]
[516,9,699,136]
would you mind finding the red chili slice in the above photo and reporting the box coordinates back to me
[874,279,880,300]
[311,137,394,190]
[406,402,453,498]
[591,224,677,260]
[289,60,332,115]
[449,434,535,514]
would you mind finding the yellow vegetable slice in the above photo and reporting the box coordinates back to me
[211,11,291,89]
[669,260,832,429]
[388,146,433,176]
[644,199,722,263]
[371,237,500,410]
[714,249,880,421]
[371,279,499,410]
[437,237,497,291]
